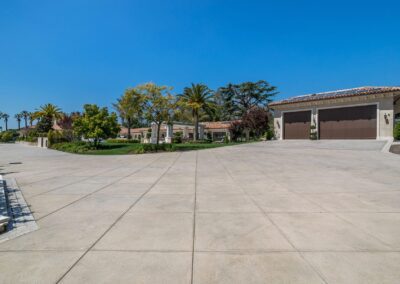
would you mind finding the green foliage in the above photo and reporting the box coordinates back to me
[137,83,174,148]
[73,104,120,148]
[36,116,53,133]
[50,142,92,153]
[310,125,318,140]
[0,131,14,142]
[173,131,183,144]
[48,130,74,145]
[394,123,400,140]
[114,88,145,138]
[107,138,140,144]
[266,129,274,140]
[178,83,215,141]
[217,80,277,118]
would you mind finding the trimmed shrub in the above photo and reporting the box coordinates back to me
[394,123,400,141]
[173,131,182,144]
[49,142,92,153]
[0,131,14,142]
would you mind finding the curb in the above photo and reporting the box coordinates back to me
[381,137,394,153]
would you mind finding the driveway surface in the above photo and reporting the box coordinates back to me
[0,141,400,283]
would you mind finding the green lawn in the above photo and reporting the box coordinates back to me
[50,141,248,155]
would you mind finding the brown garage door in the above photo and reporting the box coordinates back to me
[319,105,377,139]
[284,111,311,139]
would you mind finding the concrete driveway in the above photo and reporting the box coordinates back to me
[0,141,400,284]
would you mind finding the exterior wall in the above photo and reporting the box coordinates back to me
[273,93,396,140]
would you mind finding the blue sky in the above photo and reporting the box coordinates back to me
[1,0,399,128]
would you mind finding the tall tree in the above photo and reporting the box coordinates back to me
[1,113,9,130]
[34,104,62,122]
[14,114,22,130]
[113,88,144,139]
[73,104,120,149]
[178,83,215,141]
[28,112,34,126]
[218,80,277,118]
[137,83,173,148]
[20,110,29,129]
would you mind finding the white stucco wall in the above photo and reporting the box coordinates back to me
[273,94,396,140]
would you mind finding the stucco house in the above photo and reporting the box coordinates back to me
[119,121,233,143]
[270,86,400,140]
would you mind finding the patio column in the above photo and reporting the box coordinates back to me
[150,122,158,144]
[198,124,205,140]
[165,124,173,143]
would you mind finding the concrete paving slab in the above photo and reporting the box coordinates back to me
[193,252,325,284]
[195,213,293,251]
[94,212,193,251]
[0,251,83,284]
[269,213,390,251]
[304,252,400,284]
[131,194,194,213]
[337,213,400,249]
[60,251,192,284]
[251,192,325,213]
[197,194,261,213]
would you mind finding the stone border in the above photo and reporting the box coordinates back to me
[381,137,394,153]
[0,177,38,243]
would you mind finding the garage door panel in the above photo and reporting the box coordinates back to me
[284,111,311,139]
[319,105,377,139]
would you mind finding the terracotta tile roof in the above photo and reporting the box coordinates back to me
[270,86,400,107]
[202,121,234,130]
[119,127,149,134]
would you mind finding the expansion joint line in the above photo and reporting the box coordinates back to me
[55,152,182,283]
[190,151,199,284]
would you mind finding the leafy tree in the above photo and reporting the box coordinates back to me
[113,88,144,139]
[14,114,22,130]
[178,83,215,141]
[57,112,80,130]
[73,104,120,149]
[36,116,53,133]
[137,83,174,149]
[1,113,9,130]
[218,80,277,118]
[20,110,29,129]
[241,107,270,138]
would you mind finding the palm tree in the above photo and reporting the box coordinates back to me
[178,83,215,141]
[15,114,22,130]
[35,104,62,122]
[20,110,30,129]
[1,113,10,130]
[28,112,34,127]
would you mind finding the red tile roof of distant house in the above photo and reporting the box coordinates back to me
[270,86,400,107]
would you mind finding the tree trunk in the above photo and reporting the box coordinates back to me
[5,120,8,131]
[245,128,250,141]
[193,112,199,141]
[17,121,20,130]
[24,118,28,129]
[156,123,161,152]
[127,118,132,139]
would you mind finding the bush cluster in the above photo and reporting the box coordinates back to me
[107,138,140,144]
[130,143,175,154]
[48,130,74,145]
[49,142,92,153]
[0,131,14,142]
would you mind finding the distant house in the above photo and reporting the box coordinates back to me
[119,121,233,142]
[270,86,400,140]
